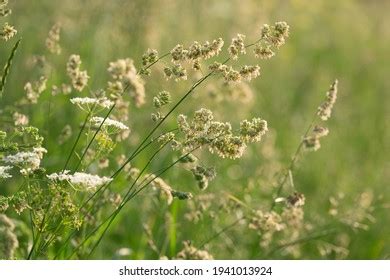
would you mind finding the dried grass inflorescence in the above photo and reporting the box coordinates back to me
[0,214,18,259]
[249,192,306,249]
[1,2,16,41]
[317,80,338,121]
[0,22,16,41]
[24,76,47,104]
[176,108,268,159]
[175,241,213,260]
[67,54,89,92]
[304,80,338,151]
[45,23,62,54]
[108,58,145,107]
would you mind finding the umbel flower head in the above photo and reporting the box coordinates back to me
[2,147,47,175]
[0,165,12,179]
[90,116,129,133]
[70,97,114,112]
[47,171,113,191]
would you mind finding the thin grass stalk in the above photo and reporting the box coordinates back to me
[0,39,21,98]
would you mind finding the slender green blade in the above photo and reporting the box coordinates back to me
[0,38,22,98]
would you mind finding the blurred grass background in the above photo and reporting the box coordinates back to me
[1,0,389,259]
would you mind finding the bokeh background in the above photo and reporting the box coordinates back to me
[1,0,389,259]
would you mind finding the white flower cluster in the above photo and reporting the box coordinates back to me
[90,116,129,131]
[47,170,113,191]
[70,97,114,111]
[2,147,47,175]
[0,166,12,179]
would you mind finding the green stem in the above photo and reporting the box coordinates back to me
[0,39,22,98]
[63,109,94,171]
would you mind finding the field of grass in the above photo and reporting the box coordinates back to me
[0,0,389,259]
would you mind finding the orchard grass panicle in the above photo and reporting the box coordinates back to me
[45,23,61,54]
[0,22,16,41]
[67,54,89,92]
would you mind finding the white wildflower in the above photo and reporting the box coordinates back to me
[70,97,114,112]
[0,166,12,179]
[47,170,112,191]
[90,116,129,131]
[2,148,47,175]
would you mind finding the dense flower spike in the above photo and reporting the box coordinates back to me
[148,174,193,204]
[108,58,145,107]
[0,1,12,17]
[0,22,16,41]
[66,54,89,92]
[303,125,329,151]
[239,117,268,143]
[170,38,224,62]
[260,21,290,48]
[163,64,187,81]
[176,241,213,260]
[253,21,290,60]
[153,90,171,108]
[0,214,18,259]
[45,23,61,54]
[254,45,275,59]
[142,48,158,66]
[52,83,72,96]
[170,44,187,62]
[317,80,338,121]
[228,33,246,60]
[191,165,216,190]
[239,65,261,81]
[24,76,47,104]
[177,108,267,159]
